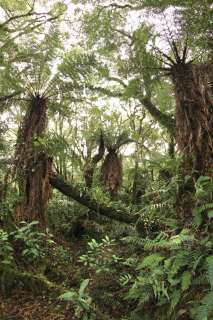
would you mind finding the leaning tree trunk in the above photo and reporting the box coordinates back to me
[14,95,52,226]
[170,61,213,221]
[50,174,137,224]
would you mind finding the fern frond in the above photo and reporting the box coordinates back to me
[206,255,213,289]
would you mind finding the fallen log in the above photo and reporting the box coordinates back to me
[49,174,138,224]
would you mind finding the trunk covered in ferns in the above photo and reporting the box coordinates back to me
[14,95,52,226]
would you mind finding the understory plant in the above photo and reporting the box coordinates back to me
[79,236,122,274]
[59,279,96,320]
[124,175,213,320]
[0,221,55,269]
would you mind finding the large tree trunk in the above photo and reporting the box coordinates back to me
[50,174,137,224]
[170,60,213,221]
[14,95,52,226]
[171,62,213,177]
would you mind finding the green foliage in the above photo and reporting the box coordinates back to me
[59,279,96,320]
[83,8,123,53]
[90,185,111,205]
[0,221,55,269]
[125,225,213,320]
[48,194,88,237]
[0,0,28,11]
[206,255,213,289]
[33,133,69,158]
[79,236,122,274]
[191,291,213,320]
[11,221,55,263]
[152,81,175,114]
[0,229,14,268]
[0,1,212,319]
[193,176,213,227]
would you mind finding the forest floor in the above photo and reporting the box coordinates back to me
[0,237,131,320]
[0,293,68,320]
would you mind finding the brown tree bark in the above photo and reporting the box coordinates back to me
[166,50,213,221]
[101,150,123,199]
[14,95,52,226]
[84,132,105,188]
[171,62,213,177]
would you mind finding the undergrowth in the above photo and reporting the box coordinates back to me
[0,174,212,320]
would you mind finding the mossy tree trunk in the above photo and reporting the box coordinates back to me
[50,174,138,224]
[14,95,52,226]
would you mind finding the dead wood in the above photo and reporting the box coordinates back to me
[49,174,138,224]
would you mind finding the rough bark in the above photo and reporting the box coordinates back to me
[49,174,137,224]
[14,95,52,226]
[167,55,213,221]
[101,150,123,199]
[84,132,105,188]
[168,134,175,158]
[171,62,213,177]
[0,172,9,202]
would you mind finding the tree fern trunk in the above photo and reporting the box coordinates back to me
[171,62,213,177]
[14,95,52,226]
[171,61,213,221]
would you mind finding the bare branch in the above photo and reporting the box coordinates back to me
[154,47,175,66]
[111,27,133,40]
[101,2,143,11]
[0,10,51,29]
[182,40,188,63]
[0,91,22,103]
[106,76,127,87]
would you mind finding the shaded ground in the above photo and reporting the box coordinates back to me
[0,237,132,320]
[0,293,69,320]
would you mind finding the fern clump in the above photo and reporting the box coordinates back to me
[125,226,213,320]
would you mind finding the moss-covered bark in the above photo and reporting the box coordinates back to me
[50,174,138,224]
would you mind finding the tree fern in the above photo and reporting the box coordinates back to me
[138,253,164,269]
[121,235,145,248]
